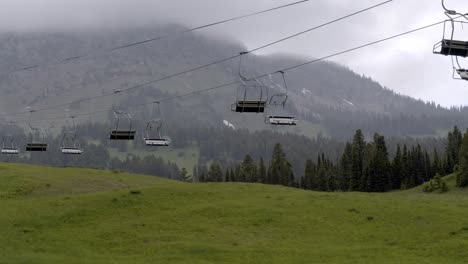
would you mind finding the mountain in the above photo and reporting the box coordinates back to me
[0,24,467,139]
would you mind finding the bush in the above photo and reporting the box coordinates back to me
[423,174,449,193]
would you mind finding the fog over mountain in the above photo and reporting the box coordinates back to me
[0,0,466,106]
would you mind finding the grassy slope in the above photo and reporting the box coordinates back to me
[1,163,468,264]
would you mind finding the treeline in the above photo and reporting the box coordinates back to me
[0,126,181,180]
[196,143,296,188]
[197,127,466,193]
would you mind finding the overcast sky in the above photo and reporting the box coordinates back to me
[0,0,466,106]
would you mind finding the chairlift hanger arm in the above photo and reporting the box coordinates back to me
[238,52,250,81]
[442,0,468,20]
[442,0,457,15]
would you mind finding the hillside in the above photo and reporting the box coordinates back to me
[1,25,468,138]
[1,163,468,263]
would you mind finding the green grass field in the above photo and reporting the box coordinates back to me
[1,163,468,263]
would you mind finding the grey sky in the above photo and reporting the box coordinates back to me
[0,0,466,106]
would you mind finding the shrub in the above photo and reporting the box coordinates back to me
[423,174,449,193]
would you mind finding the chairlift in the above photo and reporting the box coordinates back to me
[231,52,268,113]
[266,115,298,126]
[265,71,298,126]
[60,115,83,155]
[26,110,48,152]
[1,134,19,155]
[433,1,468,57]
[144,102,171,146]
[109,92,136,140]
[433,20,468,57]
[450,56,468,81]
[456,68,468,80]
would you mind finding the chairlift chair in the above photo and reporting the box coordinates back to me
[145,138,171,147]
[266,115,298,126]
[26,142,48,152]
[110,110,136,140]
[231,52,268,113]
[433,2,468,57]
[25,111,48,152]
[144,120,171,146]
[265,71,298,126]
[1,135,19,155]
[60,116,83,155]
[450,56,468,81]
[144,102,170,146]
[455,68,468,80]
[26,128,48,152]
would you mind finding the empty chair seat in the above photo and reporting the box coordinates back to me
[457,69,468,80]
[267,116,298,126]
[438,39,468,57]
[1,148,19,155]
[26,143,48,152]
[233,101,267,113]
[61,148,83,155]
[145,138,170,146]
[110,130,136,140]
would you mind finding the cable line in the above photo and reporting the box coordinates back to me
[8,15,447,125]
[0,0,393,118]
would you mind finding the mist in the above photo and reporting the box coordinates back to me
[0,0,466,106]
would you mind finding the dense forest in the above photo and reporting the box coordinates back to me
[196,127,467,193]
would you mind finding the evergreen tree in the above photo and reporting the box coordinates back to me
[350,129,366,191]
[445,126,463,174]
[258,158,266,183]
[424,150,432,182]
[240,155,258,183]
[207,162,223,182]
[392,144,403,190]
[400,145,410,189]
[339,143,353,191]
[367,134,391,192]
[268,143,295,187]
[432,148,441,176]
[317,154,328,191]
[304,159,314,190]
[457,129,468,187]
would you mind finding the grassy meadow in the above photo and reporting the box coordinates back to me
[0,163,467,263]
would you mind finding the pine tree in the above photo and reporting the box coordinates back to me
[339,143,353,191]
[304,159,314,190]
[424,150,432,181]
[350,129,366,191]
[240,155,258,183]
[457,129,468,188]
[268,143,295,187]
[400,145,410,189]
[432,148,441,176]
[392,144,403,190]
[258,158,266,183]
[445,126,463,174]
[207,162,223,182]
[367,134,391,192]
